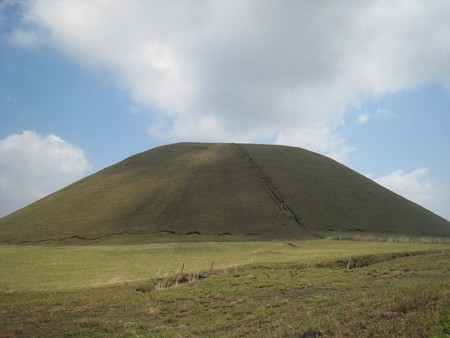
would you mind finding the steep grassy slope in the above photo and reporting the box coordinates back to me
[242,144,450,236]
[0,142,449,243]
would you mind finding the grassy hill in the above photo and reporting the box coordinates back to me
[0,142,449,243]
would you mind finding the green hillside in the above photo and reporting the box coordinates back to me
[0,142,449,243]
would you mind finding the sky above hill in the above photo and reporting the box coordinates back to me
[1,0,449,220]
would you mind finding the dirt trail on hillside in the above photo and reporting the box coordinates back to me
[230,143,303,227]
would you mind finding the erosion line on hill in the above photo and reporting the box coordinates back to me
[230,143,303,227]
[12,232,132,244]
[10,231,161,244]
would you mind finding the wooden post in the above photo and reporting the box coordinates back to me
[210,260,214,272]
[181,262,185,274]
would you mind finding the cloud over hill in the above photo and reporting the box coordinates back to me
[0,131,91,216]
[9,1,450,152]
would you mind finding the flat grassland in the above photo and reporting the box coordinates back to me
[1,238,449,337]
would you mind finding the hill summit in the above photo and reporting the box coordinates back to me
[1,142,449,243]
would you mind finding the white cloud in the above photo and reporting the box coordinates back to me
[356,107,396,125]
[275,123,353,163]
[373,168,433,203]
[356,113,370,124]
[355,108,394,125]
[370,168,450,220]
[4,1,450,158]
[375,108,395,118]
[8,28,42,48]
[0,131,92,217]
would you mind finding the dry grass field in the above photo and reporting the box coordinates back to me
[1,238,449,336]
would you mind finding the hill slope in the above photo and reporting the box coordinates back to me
[1,143,449,243]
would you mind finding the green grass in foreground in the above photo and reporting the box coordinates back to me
[0,240,449,337]
[1,239,449,292]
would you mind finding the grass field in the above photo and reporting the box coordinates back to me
[1,238,449,336]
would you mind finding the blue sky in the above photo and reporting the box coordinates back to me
[1,1,449,220]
